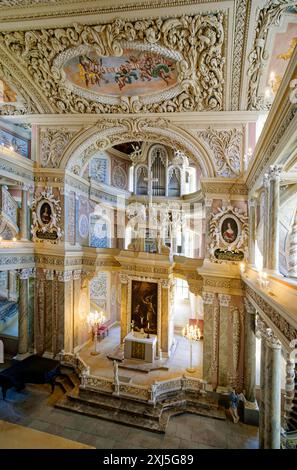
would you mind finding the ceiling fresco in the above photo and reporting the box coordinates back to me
[63,49,178,98]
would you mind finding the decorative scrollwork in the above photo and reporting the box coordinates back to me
[198,127,242,177]
[40,128,77,168]
[0,13,225,113]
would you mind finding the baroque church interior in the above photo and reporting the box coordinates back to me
[0,0,297,451]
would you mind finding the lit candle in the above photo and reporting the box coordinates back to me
[147,322,150,330]
[12,237,17,242]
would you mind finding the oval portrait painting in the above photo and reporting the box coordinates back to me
[221,217,239,245]
[39,202,52,226]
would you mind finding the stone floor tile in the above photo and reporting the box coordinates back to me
[191,428,227,449]
[28,419,50,432]
[60,428,82,442]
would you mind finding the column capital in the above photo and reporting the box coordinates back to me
[256,315,268,338]
[21,183,34,192]
[218,294,231,307]
[256,315,282,349]
[160,279,170,289]
[205,199,213,208]
[202,291,215,305]
[73,269,82,280]
[268,164,282,181]
[248,197,256,208]
[266,328,282,350]
[244,297,256,315]
[44,269,54,281]
[263,173,269,188]
[119,273,129,284]
[18,268,32,280]
[57,270,73,282]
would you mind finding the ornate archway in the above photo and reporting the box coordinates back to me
[60,117,215,177]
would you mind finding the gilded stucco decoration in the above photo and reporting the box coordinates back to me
[40,128,78,168]
[247,0,297,110]
[198,127,243,177]
[0,13,225,114]
[208,204,249,263]
[31,188,64,244]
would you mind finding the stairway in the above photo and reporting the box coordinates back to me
[55,383,226,433]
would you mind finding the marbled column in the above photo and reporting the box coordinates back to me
[211,293,220,389]
[44,270,55,354]
[267,165,282,272]
[264,329,282,449]
[244,298,256,402]
[18,269,30,355]
[8,270,17,301]
[20,188,28,241]
[58,271,74,353]
[218,294,231,386]
[263,174,270,270]
[161,280,170,356]
[259,333,267,449]
[34,270,45,355]
[120,274,129,343]
[202,292,215,384]
[248,198,256,266]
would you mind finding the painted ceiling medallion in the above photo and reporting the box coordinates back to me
[62,48,179,102]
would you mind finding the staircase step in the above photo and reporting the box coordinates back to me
[67,387,162,419]
[56,395,165,433]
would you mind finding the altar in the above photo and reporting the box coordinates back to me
[124,332,157,363]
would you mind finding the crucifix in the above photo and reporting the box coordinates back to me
[144,169,158,206]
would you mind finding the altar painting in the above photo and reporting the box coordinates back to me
[131,280,158,334]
